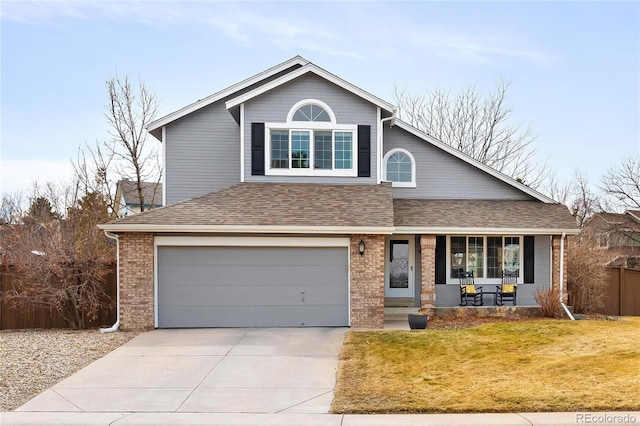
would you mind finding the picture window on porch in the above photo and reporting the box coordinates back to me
[448,236,521,281]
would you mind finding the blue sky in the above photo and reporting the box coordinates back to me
[1,1,639,197]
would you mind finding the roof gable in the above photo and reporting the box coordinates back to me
[148,56,556,204]
[225,63,395,114]
[147,56,309,138]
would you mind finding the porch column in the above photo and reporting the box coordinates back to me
[551,235,568,304]
[420,234,436,312]
[118,232,155,331]
[350,234,385,328]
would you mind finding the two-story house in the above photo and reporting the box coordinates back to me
[100,56,579,330]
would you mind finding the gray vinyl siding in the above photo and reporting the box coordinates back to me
[164,102,240,204]
[243,73,378,184]
[384,126,534,200]
[434,234,552,307]
[533,235,552,289]
[163,65,303,204]
[157,246,349,328]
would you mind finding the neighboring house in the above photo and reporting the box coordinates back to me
[581,211,640,267]
[99,56,579,330]
[114,180,163,217]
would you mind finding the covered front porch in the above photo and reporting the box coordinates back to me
[381,233,568,315]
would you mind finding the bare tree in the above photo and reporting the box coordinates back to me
[549,171,602,228]
[394,80,549,189]
[0,182,115,328]
[72,75,161,217]
[566,237,609,314]
[0,192,25,225]
[73,141,118,217]
[600,155,640,210]
[105,74,161,212]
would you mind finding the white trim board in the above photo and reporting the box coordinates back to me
[154,236,350,247]
[240,103,245,182]
[100,224,575,236]
[147,56,309,133]
[99,224,395,234]
[394,226,580,235]
[225,63,395,113]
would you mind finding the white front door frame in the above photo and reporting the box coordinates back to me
[384,235,415,298]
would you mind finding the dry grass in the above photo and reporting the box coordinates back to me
[331,317,640,414]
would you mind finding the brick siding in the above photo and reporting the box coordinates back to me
[118,233,155,331]
[350,234,385,328]
[552,235,568,304]
[420,234,436,313]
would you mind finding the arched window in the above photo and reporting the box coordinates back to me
[292,104,331,122]
[286,99,336,123]
[383,148,416,187]
[265,99,356,177]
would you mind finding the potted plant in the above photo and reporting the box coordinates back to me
[408,311,428,329]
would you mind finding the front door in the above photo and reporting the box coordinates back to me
[385,236,414,298]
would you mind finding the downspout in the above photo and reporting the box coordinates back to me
[379,110,396,184]
[100,231,121,333]
[558,232,575,320]
[381,112,396,127]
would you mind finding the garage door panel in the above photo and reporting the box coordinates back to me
[158,247,345,267]
[157,245,349,327]
[159,304,348,328]
[159,265,346,287]
[159,283,348,307]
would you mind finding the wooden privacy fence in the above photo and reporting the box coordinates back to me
[598,267,640,316]
[0,266,117,330]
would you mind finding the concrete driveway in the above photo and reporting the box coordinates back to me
[16,327,347,414]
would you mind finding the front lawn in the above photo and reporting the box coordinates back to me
[331,318,640,413]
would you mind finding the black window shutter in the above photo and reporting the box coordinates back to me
[357,125,371,178]
[524,235,534,284]
[435,236,447,284]
[251,122,265,176]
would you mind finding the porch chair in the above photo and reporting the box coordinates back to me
[459,271,484,306]
[496,271,518,305]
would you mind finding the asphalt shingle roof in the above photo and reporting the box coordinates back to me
[106,183,578,232]
[118,180,163,207]
[393,199,578,230]
[109,182,395,228]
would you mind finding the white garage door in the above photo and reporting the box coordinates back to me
[156,245,349,328]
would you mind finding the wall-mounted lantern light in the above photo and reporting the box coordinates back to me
[358,239,366,257]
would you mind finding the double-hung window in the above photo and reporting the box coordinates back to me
[265,100,357,177]
[448,236,522,282]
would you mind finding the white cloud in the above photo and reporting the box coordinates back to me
[404,28,557,67]
[1,1,554,66]
[1,1,365,59]
[0,159,75,196]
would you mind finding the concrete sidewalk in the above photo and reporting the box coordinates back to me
[2,411,639,425]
